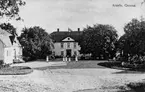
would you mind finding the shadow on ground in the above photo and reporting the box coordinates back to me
[113,70,145,74]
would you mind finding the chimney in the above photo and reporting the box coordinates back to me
[78,28,80,31]
[57,28,59,32]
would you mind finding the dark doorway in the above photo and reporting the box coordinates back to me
[66,49,71,57]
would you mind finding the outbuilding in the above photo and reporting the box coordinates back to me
[0,28,23,64]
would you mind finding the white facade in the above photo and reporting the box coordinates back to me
[4,46,22,64]
[0,28,23,64]
[53,37,81,57]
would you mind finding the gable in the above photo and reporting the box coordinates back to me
[50,31,82,42]
[62,37,75,42]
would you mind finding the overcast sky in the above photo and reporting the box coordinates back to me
[11,0,145,36]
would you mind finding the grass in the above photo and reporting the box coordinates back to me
[34,60,106,70]
[0,66,33,75]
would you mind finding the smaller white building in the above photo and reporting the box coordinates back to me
[0,28,23,64]
[51,28,82,57]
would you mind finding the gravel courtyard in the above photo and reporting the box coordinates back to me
[0,61,144,92]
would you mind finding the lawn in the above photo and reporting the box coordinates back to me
[34,60,106,70]
[0,66,33,75]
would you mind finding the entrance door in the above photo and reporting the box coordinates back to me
[66,49,71,57]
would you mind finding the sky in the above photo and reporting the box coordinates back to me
[9,0,145,36]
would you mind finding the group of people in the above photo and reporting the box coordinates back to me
[46,55,78,62]
[63,56,78,62]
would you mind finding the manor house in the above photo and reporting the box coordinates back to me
[50,28,82,57]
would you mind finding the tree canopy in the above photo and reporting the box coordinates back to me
[0,23,17,36]
[118,18,145,58]
[18,26,54,61]
[79,24,118,59]
[0,0,25,20]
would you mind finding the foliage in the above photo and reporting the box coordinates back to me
[118,18,145,64]
[79,24,118,59]
[0,0,25,20]
[126,82,145,92]
[0,60,4,65]
[0,23,17,35]
[18,26,54,61]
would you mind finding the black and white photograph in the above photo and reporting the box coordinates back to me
[0,0,144,92]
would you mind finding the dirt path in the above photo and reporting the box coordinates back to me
[1,62,145,92]
[42,68,145,92]
[0,68,142,92]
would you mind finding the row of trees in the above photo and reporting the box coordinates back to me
[1,0,145,64]
[1,18,145,63]
[79,18,145,64]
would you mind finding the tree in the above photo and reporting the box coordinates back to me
[118,18,145,63]
[0,0,25,20]
[18,26,54,61]
[79,24,118,59]
[0,23,17,36]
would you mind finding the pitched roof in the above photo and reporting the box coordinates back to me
[0,36,12,47]
[50,31,82,42]
[0,28,20,47]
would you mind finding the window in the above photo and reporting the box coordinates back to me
[67,43,70,48]
[61,51,64,56]
[74,43,76,48]
[61,43,64,48]
[68,38,70,40]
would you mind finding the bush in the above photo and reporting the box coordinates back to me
[118,54,145,69]
[127,82,145,92]
[54,55,63,58]
[80,54,92,60]
[0,60,4,65]
[22,56,35,62]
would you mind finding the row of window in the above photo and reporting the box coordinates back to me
[61,42,77,48]
[61,51,77,56]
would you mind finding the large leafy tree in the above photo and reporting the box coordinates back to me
[18,26,54,61]
[0,0,25,20]
[0,23,17,36]
[118,18,145,62]
[80,24,118,59]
